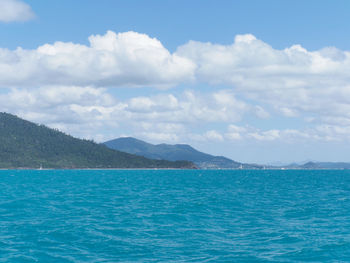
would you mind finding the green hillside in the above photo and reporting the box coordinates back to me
[0,113,195,169]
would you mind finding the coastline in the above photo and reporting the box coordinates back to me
[0,167,349,171]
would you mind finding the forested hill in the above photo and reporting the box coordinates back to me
[0,113,195,169]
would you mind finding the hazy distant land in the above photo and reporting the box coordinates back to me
[104,137,350,170]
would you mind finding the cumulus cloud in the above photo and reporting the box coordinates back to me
[2,84,350,155]
[176,35,350,125]
[123,90,249,124]
[0,87,252,141]
[2,30,350,125]
[6,84,347,145]
[0,0,34,22]
[2,31,350,149]
[0,31,195,88]
[224,123,350,143]
[1,30,350,128]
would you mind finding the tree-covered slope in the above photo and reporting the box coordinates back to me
[0,113,194,169]
[104,137,260,169]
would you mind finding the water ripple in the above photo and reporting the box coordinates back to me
[0,169,350,262]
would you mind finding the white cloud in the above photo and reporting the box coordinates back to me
[225,124,245,140]
[2,84,350,155]
[124,90,248,124]
[248,129,281,141]
[254,105,270,119]
[224,123,350,143]
[0,0,34,22]
[6,84,348,145]
[2,31,350,150]
[176,35,350,125]
[0,31,195,88]
[2,31,350,131]
[0,86,117,129]
[0,87,250,142]
[226,126,306,142]
[204,130,224,141]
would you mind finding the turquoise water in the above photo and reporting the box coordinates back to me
[0,169,350,262]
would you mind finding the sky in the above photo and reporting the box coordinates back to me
[1,0,350,164]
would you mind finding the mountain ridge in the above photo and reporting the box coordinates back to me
[0,113,195,169]
[104,137,261,169]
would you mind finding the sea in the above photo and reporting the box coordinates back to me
[0,169,350,262]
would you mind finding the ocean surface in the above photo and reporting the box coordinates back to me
[0,169,350,262]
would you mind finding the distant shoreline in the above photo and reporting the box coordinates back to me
[0,168,349,171]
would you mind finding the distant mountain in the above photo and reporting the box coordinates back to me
[0,113,194,169]
[104,137,260,169]
[300,161,350,169]
[266,161,350,169]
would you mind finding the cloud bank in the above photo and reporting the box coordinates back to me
[1,30,350,160]
[1,86,349,147]
[177,34,350,125]
[0,30,350,125]
[0,87,251,141]
[0,0,35,22]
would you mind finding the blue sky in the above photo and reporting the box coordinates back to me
[1,0,350,164]
[5,0,350,51]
